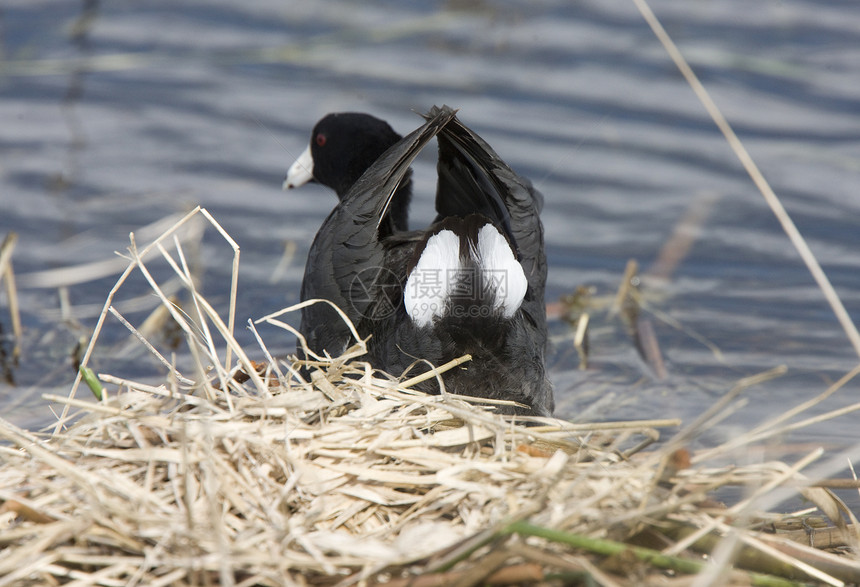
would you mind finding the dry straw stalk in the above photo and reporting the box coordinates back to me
[1,209,858,586]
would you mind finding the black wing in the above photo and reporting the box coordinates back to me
[431,107,548,335]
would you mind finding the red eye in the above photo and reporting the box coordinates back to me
[315,133,327,147]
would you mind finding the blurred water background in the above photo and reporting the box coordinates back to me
[2,0,859,507]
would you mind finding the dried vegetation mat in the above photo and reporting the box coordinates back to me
[1,208,860,587]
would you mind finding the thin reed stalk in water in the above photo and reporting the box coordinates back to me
[0,232,22,358]
[631,0,860,358]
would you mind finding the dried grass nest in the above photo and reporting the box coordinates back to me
[1,208,860,587]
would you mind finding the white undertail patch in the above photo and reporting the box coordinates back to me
[475,224,527,318]
[404,229,461,327]
[405,222,527,327]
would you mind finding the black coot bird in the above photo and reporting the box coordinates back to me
[284,106,553,416]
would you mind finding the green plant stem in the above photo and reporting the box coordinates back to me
[505,521,807,587]
[79,366,104,401]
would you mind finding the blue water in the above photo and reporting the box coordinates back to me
[2,0,859,509]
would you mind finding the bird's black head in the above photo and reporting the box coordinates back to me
[285,112,402,198]
[284,112,412,233]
